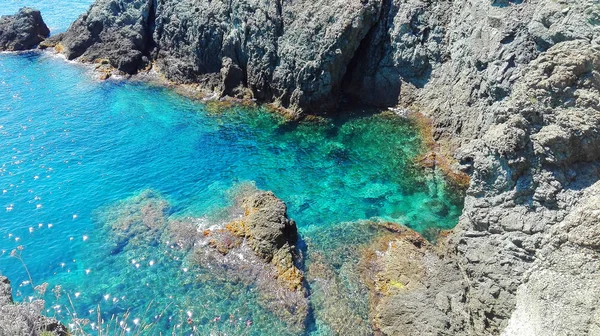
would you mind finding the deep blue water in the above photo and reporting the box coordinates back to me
[0,3,463,335]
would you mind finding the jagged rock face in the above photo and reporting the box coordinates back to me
[0,8,50,51]
[58,0,381,113]
[53,0,600,334]
[58,0,154,73]
[0,276,69,336]
[229,191,298,262]
[501,182,600,335]
[224,190,305,291]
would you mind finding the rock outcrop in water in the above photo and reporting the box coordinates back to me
[223,190,304,290]
[0,276,68,336]
[101,187,309,332]
[0,8,50,51]
[52,0,600,334]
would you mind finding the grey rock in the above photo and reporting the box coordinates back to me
[57,0,154,73]
[54,0,600,334]
[0,8,50,51]
[502,182,600,335]
[0,276,69,336]
[0,276,12,306]
[60,0,381,114]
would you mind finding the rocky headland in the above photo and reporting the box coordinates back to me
[2,0,600,334]
[0,8,49,51]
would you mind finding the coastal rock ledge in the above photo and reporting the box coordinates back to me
[0,8,50,51]
[19,0,600,335]
[0,276,68,336]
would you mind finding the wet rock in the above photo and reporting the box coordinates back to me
[0,276,69,336]
[0,8,50,51]
[56,0,600,334]
[226,191,297,261]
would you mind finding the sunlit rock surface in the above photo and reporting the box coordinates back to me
[0,8,49,51]
[99,187,309,333]
[0,276,68,336]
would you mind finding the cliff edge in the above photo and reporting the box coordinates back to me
[49,0,600,335]
[0,276,68,336]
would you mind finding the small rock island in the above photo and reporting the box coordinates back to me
[0,8,49,51]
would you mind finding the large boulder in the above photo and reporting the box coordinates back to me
[0,8,50,51]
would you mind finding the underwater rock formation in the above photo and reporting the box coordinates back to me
[0,276,68,336]
[0,8,50,51]
[100,187,309,332]
[49,0,600,334]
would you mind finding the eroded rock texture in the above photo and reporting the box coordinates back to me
[54,0,600,334]
[100,188,309,332]
[0,8,50,51]
[0,276,68,336]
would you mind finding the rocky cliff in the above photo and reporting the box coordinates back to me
[52,0,600,335]
[0,8,50,51]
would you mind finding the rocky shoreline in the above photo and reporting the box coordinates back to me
[2,0,600,335]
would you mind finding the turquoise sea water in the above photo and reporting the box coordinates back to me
[0,3,463,335]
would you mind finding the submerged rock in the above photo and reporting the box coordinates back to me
[0,8,50,51]
[99,187,309,332]
[0,276,68,336]
[52,0,600,333]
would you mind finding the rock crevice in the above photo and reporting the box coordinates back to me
[26,0,600,334]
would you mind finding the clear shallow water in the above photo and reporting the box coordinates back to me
[0,3,463,335]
